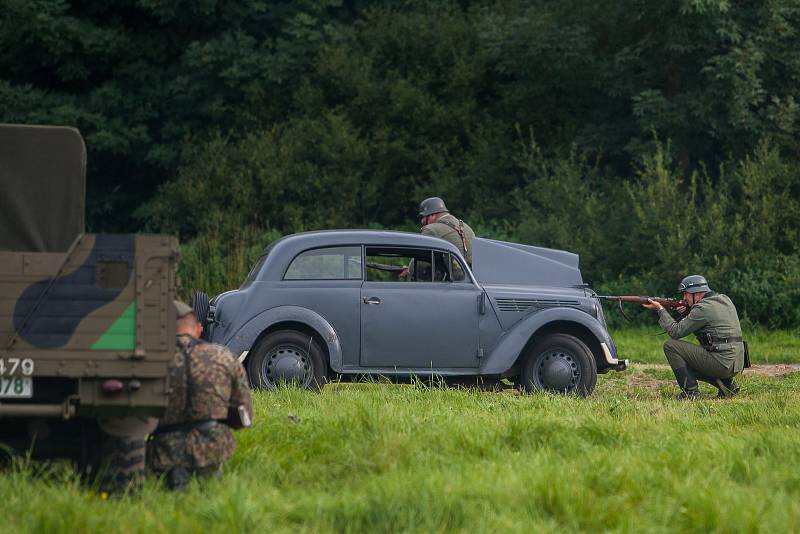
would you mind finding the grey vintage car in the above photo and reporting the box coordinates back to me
[193,230,627,396]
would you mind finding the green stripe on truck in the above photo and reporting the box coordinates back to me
[91,302,136,350]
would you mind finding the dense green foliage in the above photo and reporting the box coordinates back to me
[3,0,799,325]
[4,359,800,532]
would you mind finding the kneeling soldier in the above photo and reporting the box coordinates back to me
[147,301,253,489]
[642,275,745,400]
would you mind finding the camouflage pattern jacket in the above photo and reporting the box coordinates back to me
[148,335,253,472]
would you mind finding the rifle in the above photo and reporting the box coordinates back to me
[594,295,688,321]
[366,262,406,273]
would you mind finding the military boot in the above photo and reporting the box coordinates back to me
[715,377,740,399]
[696,374,740,399]
[672,367,701,400]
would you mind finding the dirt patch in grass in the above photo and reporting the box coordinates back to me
[598,363,800,398]
[745,364,800,378]
[631,362,800,378]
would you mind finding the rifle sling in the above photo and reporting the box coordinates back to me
[437,218,468,255]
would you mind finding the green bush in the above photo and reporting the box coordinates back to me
[177,227,282,299]
[511,139,800,328]
[725,255,800,329]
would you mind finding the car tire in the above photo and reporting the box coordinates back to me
[247,330,327,390]
[519,333,597,396]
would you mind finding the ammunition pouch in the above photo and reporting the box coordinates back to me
[699,333,744,352]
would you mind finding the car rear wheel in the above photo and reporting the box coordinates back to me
[247,330,327,390]
[519,333,597,396]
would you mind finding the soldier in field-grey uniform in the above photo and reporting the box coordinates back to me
[401,197,475,281]
[642,275,746,400]
[417,197,475,265]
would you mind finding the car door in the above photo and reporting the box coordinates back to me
[277,245,364,366]
[360,247,481,368]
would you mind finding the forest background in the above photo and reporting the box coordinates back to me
[2,0,799,327]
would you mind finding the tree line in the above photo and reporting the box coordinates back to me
[2,0,798,326]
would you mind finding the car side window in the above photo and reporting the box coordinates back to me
[284,246,362,280]
[449,253,467,282]
[433,251,451,282]
[365,247,433,282]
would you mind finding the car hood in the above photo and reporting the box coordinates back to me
[471,238,583,287]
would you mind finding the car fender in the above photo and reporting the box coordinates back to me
[480,307,613,374]
[223,306,343,372]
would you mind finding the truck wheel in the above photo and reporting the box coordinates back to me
[519,333,597,396]
[81,424,145,494]
[247,330,327,390]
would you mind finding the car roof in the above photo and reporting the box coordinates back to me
[266,230,462,255]
[253,230,464,282]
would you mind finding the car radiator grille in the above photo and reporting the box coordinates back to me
[495,298,581,312]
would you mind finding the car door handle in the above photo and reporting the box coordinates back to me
[362,296,381,305]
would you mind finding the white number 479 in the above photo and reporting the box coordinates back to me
[0,358,34,376]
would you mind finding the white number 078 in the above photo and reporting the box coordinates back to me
[0,358,35,376]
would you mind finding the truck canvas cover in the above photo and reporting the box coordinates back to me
[0,124,86,252]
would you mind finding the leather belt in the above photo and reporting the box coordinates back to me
[152,419,220,435]
[710,336,743,344]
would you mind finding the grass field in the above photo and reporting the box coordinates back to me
[3,329,800,533]
[611,326,800,364]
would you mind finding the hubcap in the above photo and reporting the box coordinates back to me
[262,345,311,387]
[534,349,580,392]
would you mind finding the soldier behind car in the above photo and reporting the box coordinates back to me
[402,197,475,280]
[642,275,746,400]
[417,197,475,266]
[147,301,253,489]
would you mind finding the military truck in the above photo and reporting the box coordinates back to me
[0,124,178,491]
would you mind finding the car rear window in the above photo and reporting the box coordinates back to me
[241,253,269,287]
[284,246,362,280]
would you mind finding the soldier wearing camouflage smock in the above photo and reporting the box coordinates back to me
[642,275,746,400]
[147,301,253,489]
[417,197,475,265]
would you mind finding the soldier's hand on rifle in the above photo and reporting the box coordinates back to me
[676,304,687,315]
[398,267,409,280]
[641,298,663,311]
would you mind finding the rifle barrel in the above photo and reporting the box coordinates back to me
[596,295,685,308]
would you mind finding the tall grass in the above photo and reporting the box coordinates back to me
[3,369,800,532]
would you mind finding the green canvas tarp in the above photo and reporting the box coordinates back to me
[0,124,86,252]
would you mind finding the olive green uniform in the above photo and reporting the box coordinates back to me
[421,213,475,265]
[658,292,745,380]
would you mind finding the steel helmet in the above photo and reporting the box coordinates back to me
[678,275,711,294]
[418,197,449,218]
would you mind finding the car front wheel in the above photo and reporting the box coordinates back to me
[247,330,327,390]
[519,333,597,396]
